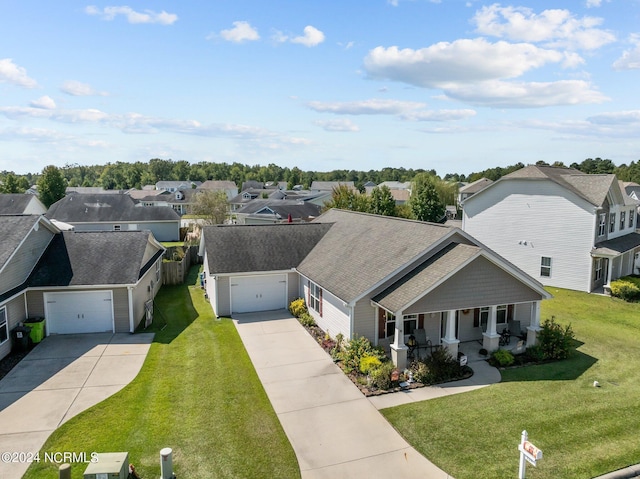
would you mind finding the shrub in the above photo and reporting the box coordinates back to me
[524,344,545,363]
[411,347,465,384]
[338,336,386,374]
[359,355,382,374]
[610,277,640,302]
[491,348,515,367]
[297,312,316,328]
[289,298,307,318]
[369,362,395,390]
[411,361,431,384]
[537,316,575,360]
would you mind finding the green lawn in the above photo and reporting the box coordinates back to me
[382,288,640,479]
[24,267,300,479]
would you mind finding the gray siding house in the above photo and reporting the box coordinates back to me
[201,209,550,368]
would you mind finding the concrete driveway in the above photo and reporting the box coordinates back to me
[233,310,454,479]
[0,332,153,479]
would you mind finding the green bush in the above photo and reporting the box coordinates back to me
[369,362,395,390]
[359,355,382,374]
[338,336,386,374]
[491,348,515,367]
[411,361,431,384]
[537,316,575,360]
[411,347,465,384]
[610,277,640,302]
[524,344,545,362]
[289,298,307,317]
[297,312,316,328]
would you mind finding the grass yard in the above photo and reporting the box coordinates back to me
[382,288,640,479]
[24,266,300,479]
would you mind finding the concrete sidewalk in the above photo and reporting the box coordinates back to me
[233,311,481,479]
[0,333,153,479]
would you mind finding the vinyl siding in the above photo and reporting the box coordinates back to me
[0,226,54,295]
[0,294,28,361]
[286,272,299,305]
[304,283,351,340]
[404,256,543,314]
[215,276,231,316]
[463,180,596,292]
[70,221,179,242]
[353,299,376,343]
[112,288,129,332]
[131,259,162,331]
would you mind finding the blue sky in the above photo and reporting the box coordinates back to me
[1,1,639,177]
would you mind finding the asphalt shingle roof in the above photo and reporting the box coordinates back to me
[29,230,160,286]
[236,199,321,219]
[592,232,640,256]
[46,194,180,222]
[0,215,40,271]
[297,209,453,303]
[0,195,35,214]
[203,222,332,274]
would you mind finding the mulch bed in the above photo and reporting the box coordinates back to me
[0,348,30,381]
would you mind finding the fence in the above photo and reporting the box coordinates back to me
[162,245,201,285]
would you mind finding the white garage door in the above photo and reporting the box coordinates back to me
[45,291,114,334]
[230,274,287,313]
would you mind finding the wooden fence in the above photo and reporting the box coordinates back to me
[162,245,201,285]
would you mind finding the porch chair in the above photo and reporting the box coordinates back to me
[508,320,525,340]
[413,329,431,358]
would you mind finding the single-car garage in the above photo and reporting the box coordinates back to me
[230,274,287,314]
[45,291,114,335]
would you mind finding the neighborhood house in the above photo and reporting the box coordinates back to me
[201,209,550,368]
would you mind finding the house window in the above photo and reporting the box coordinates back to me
[496,305,508,324]
[540,256,552,277]
[155,260,161,282]
[403,314,418,335]
[621,212,626,230]
[598,213,606,236]
[113,224,121,231]
[630,210,634,228]
[385,311,395,338]
[0,307,7,345]
[595,258,603,281]
[309,281,323,316]
[610,213,616,233]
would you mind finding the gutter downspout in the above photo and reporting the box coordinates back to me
[128,285,135,333]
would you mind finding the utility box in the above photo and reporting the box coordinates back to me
[83,452,128,479]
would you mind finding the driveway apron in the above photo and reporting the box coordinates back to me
[233,311,454,479]
[0,332,153,479]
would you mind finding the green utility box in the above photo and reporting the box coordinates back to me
[24,317,45,343]
[83,452,128,479]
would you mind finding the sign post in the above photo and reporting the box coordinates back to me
[518,430,543,479]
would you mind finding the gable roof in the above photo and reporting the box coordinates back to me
[459,177,492,194]
[203,223,332,275]
[0,194,45,215]
[311,181,355,191]
[235,199,321,219]
[0,216,50,272]
[46,194,180,223]
[29,231,163,286]
[199,180,238,191]
[297,209,454,303]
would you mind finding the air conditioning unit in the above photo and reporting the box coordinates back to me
[83,452,128,479]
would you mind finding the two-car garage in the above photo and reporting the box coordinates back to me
[44,291,114,335]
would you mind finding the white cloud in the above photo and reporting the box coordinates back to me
[472,5,615,50]
[0,58,38,88]
[307,98,427,115]
[444,79,608,108]
[276,25,325,47]
[613,34,640,70]
[401,109,477,121]
[30,96,56,110]
[60,80,108,96]
[314,119,360,132]
[85,5,178,25]
[364,39,567,87]
[585,0,609,8]
[219,21,260,43]
[587,110,640,125]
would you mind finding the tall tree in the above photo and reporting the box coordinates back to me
[38,165,67,207]
[190,190,228,225]
[323,185,371,213]
[409,173,445,223]
[369,185,397,217]
[0,172,22,193]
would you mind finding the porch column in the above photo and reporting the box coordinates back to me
[390,311,408,369]
[441,309,459,357]
[483,305,500,352]
[606,257,613,286]
[526,301,542,347]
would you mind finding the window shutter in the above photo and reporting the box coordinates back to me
[307,280,311,306]
[378,310,386,339]
[507,304,514,322]
[319,288,323,317]
[473,308,480,328]
[418,313,424,329]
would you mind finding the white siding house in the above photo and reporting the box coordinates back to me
[462,165,640,292]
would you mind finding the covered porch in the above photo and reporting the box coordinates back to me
[591,234,640,293]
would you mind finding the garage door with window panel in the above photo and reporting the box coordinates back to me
[230,274,287,313]
[45,291,114,334]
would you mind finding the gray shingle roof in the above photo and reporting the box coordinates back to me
[236,199,321,219]
[29,230,161,286]
[459,177,492,194]
[203,223,332,274]
[592,232,640,256]
[46,194,180,222]
[297,209,453,303]
[0,215,41,271]
[0,195,37,214]
[372,243,480,311]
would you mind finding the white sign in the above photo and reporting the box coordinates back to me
[518,431,543,479]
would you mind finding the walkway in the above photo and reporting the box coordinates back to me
[233,310,500,479]
[0,333,153,479]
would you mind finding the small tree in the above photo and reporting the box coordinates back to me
[409,173,445,222]
[37,165,66,208]
[323,185,371,213]
[191,190,228,225]
[537,317,575,360]
[369,185,397,217]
